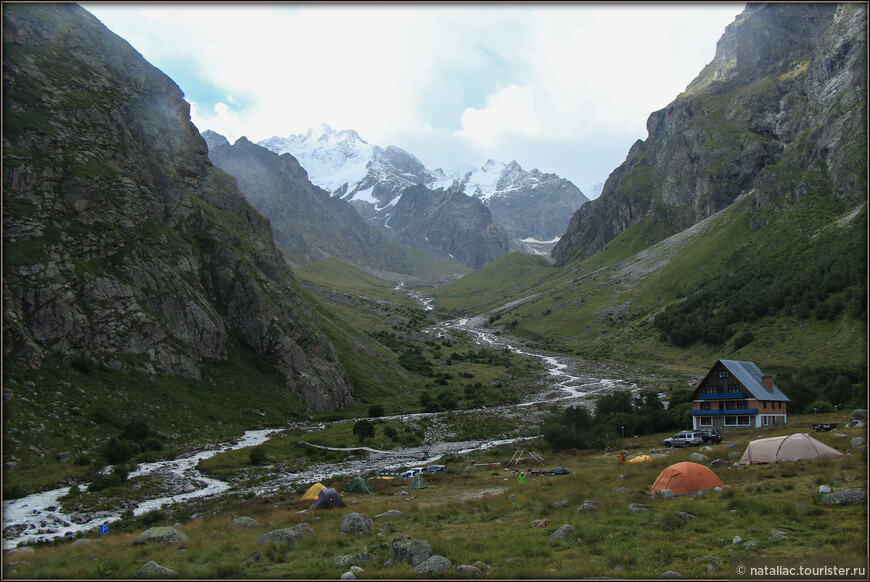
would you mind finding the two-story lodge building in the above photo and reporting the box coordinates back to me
[690,360,790,430]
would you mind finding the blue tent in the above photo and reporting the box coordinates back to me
[311,487,346,509]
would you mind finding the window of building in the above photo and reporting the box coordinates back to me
[701,402,711,410]
[763,401,767,409]
[728,384,740,393]
[699,417,713,427]
[705,386,717,394]
[725,416,751,426]
[718,370,729,379]
[726,401,737,410]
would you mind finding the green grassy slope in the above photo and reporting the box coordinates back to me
[432,192,866,375]
[6,413,865,579]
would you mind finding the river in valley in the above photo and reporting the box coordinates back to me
[3,294,637,549]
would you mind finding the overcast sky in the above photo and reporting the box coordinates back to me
[82,2,744,198]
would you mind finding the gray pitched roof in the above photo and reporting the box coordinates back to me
[719,360,790,402]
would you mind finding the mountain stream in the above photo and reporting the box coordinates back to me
[3,292,636,549]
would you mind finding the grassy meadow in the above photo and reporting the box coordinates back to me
[5,413,866,579]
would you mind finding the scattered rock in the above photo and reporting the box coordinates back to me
[694,556,721,565]
[769,531,787,541]
[256,523,315,546]
[182,483,195,494]
[675,512,696,520]
[340,572,355,580]
[229,517,259,529]
[350,566,364,574]
[660,489,675,500]
[818,485,832,494]
[350,501,360,505]
[613,487,630,494]
[707,564,716,574]
[335,553,375,566]
[389,534,432,567]
[733,536,742,544]
[660,571,682,578]
[549,524,575,540]
[710,459,729,468]
[688,453,709,463]
[457,564,483,577]
[131,527,188,546]
[846,409,867,428]
[553,499,569,509]
[131,560,177,578]
[473,561,491,570]
[821,491,867,506]
[530,519,550,527]
[340,512,374,536]
[414,555,453,576]
[374,510,403,520]
[240,552,264,568]
[617,474,626,480]
[850,437,866,449]
[834,433,849,438]
[578,500,601,513]
[628,504,653,513]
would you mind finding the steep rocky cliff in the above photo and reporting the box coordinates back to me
[378,185,512,269]
[3,3,353,411]
[552,2,866,266]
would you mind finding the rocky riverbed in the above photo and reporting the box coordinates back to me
[2,299,677,549]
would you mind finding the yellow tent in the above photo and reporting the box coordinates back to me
[300,482,327,501]
[628,455,653,464]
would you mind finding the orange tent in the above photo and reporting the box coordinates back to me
[649,461,725,496]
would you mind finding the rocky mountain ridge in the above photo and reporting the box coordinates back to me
[207,131,507,270]
[202,130,440,274]
[552,2,867,266]
[3,3,353,411]
[259,125,587,250]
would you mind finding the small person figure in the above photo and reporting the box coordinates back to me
[518,471,527,484]
[617,450,627,465]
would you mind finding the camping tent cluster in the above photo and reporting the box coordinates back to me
[299,477,376,510]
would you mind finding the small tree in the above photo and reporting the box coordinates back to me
[367,404,385,418]
[352,420,376,443]
[249,447,267,465]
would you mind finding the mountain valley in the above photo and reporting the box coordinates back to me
[1,2,867,576]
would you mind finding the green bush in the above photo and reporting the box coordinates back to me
[367,404,385,418]
[249,447,267,465]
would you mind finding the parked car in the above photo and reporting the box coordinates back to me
[697,429,723,444]
[401,467,425,478]
[424,465,445,473]
[663,432,704,448]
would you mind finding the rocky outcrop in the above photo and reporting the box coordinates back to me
[459,160,589,243]
[2,3,353,410]
[553,3,866,266]
[381,185,511,269]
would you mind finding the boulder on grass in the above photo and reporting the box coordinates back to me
[131,560,177,578]
[340,512,373,536]
[131,527,188,546]
[414,555,453,576]
[256,523,315,546]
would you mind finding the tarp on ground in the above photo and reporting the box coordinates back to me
[300,482,327,501]
[346,476,374,494]
[409,473,427,489]
[737,433,844,465]
[649,461,725,496]
[311,487,346,509]
[628,455,653,463]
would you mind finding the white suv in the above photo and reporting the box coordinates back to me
[663,432,703,448]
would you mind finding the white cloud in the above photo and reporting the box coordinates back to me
[83,2,743,197]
